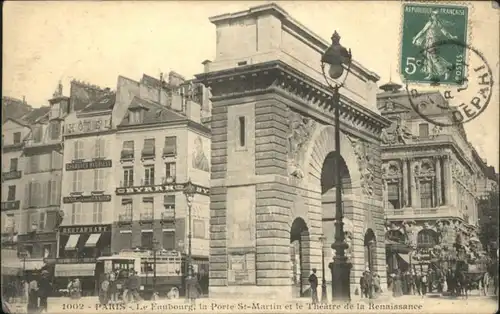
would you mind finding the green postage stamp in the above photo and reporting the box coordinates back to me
[400,3,469,85]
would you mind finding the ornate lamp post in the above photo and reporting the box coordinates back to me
[152,238,160,294]
[183,179,196,276]
[319,235,328,303]
[320,31,353,302]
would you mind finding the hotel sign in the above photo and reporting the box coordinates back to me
[64,117,112,135]
[116,183,210,196]
[63,194,112,203]
[1,201,20,211]
[60,224,111,234]
[66,159,112,171]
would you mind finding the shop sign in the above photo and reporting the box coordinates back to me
[66,159,112,171]
[55,257,97,264]
[63,194,111,203]
[116,183,209,196]
[60,224,111,234]
[64,117,111,135]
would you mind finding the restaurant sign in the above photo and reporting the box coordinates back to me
[64,117,111,135]
[63,194,112,203]
[60,224,111,234]
[115,183,210,196]
[66,159,112,171]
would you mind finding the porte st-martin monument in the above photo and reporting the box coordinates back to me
[195,3,391,300]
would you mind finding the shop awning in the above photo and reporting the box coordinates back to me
[55,263,95,277]
[84,233,102,247]
[397,253,411,264]
[65,234,80,250]
[23,259,46,271]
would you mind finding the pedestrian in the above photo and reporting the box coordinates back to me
[414,271,421,295]
[392,270,403,297]
[372,273,381,297]
[362,268,373,299]
[125,270,141,304]
[38,271,52,312]
[186,268,202,305]
[308,268,319,304]
[359,275,366,299]
[108,271,117,303]
[421,272,428,297]
[27,273,39,314]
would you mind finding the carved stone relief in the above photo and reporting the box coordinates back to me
[381,118,417,145]
[348,137,376,196]
[382,160,401,180]
[285,108,316,179]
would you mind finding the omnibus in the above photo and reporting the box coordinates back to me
[96,249,182,303]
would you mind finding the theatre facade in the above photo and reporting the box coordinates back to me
[196,3,390,299]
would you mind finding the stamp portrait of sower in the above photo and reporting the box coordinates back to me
[400,4,469,85]
[192,136,209,172]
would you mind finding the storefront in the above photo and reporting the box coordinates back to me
[55,224,111,296]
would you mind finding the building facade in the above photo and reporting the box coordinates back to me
[196,3,390,300]
[378,81,486,272]
[57,92,116,286]
[111,73,211,279]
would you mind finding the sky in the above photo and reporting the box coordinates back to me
[3,1,499,167]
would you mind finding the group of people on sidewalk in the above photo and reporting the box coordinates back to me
[359,268,382,299]
[24,270,53,313]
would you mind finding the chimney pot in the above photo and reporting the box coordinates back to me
[202,60,212,73]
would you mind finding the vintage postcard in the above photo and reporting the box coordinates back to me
[2,1,498,314]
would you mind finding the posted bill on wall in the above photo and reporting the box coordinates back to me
[2,1,498,314]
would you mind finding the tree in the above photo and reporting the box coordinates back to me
[478,189,499,256]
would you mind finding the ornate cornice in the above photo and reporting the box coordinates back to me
[195,60,390,137]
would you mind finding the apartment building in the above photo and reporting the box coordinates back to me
[111,73,211,277]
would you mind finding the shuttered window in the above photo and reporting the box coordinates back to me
[141,231,153,249]
[123,167,134,187]
[74,141,84,160]
[39,212,46,230]
[142,198,154,215]
[49,180,60,205]
[71,204,82,224]
[122,199,133,216]
[94,169,104,191]
[51,151,63,170]
[142,138,155,158]
[31,182,41,206]
[144,166,155,186]
[122,141,135,159]
[95,138,105,159]
[162,231,175,250]
[120,232,132,251]
[25,183,32,207]
[163,137,176,157]
[29,156,40,173]
[93,203,103,223]
[72,171,83,192]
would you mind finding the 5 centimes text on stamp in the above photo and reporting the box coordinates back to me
[401,3,469,85]
[405,40,494,127]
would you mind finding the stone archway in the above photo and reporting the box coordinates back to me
[290,217,310,298]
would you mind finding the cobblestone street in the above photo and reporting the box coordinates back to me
[6,293,498,314]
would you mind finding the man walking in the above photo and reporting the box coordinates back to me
[125,270,142,304]
[308,268,319,304]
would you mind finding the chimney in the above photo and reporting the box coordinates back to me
[168,71,185,88]
[185,100,201,124]
[22,96,26,104]
[202,60,212,73]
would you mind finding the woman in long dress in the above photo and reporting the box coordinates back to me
[392,270,404,297]
[412,10,458,80]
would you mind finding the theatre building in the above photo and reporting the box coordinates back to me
[111,73,211,286]
[56,90,115,293]
[378,81,487,274]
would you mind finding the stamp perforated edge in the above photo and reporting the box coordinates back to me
[397,0,476,88]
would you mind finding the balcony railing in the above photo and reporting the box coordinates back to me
[162,176,176,184]
[2,170,22,181]
[120,151,134,162]
[120,180,134,188]
[141,149,155,160]
[161,210,175,221]
[385,207,447,217]
[162,148,176,158]
[118,214,132,224]
[140,213,154,223]
[1,200,21,211]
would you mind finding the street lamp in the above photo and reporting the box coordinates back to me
[183,179,196,277]
[152,238,160,294]
[319,235,327,303]
[320,30,353,302]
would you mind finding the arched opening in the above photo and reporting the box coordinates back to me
[290,217,310,298]
[417,229,438,249]
[364,229,377,272]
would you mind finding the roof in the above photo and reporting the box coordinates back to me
[118,96,186,127]
[20,106,50,124]
[2,96,33,123]
[80,93,116,113]
[70,80,112,112]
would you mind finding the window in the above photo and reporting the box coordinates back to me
[33,126,43,143]
[93,203,103,223]
[74,140,84,160]
[49,180,60,205]
[387,182,401,209]
[7,186,16,201]
[25,182,32,207]
[163,195,175,211]
[72,171,83,192]
[162,231,175,250]
[120,232,132,251]
[165,162,176,180]
[142,198,154,215]
[49,121,61,140]
[24,245,33,257]
[122,199,133,217]
[163,137,177,157]
[39,212,46,230]
[10,158,18,171]
[43,244,52,258]
[29,156,40,173]
[417,229,438,248]
[420,181,433,208]
[94,169,104,191]
[123,167,134,187]
[121,141,134,159]
[95,138,105,159]
[71,204,83,224]
[142,138,156,158]
[144,165,155,186]
[13,132,21,144]
[51,151,63,170]
[130,110,143,124]
[31,182,41,206]
[419,123,429,137]
[141,231,153,249]
[238,116,246,147]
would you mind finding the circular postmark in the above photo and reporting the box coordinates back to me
[404,39,494,127]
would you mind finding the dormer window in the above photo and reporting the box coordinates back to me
[129,109,144,124]
[33,126,43,143]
